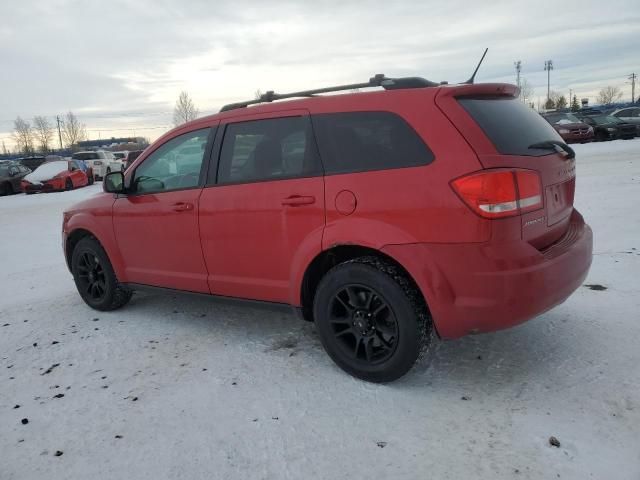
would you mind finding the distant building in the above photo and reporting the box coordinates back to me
[76,137,148,150]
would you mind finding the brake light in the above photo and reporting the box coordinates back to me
[451,169,543,219]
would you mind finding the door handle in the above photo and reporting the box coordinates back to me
[281,195,315,206]
[172,202,194,212]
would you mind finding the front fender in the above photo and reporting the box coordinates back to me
[64,200,125,281]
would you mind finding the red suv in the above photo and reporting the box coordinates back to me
[62,75,593,382]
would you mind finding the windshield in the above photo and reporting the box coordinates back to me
[458,96,563,156]
[72,152,99,160]
[544,113,582,125]
[0,164,10,176]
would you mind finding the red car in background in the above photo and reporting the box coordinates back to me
[542,112,594,143]
[22,159,94,194]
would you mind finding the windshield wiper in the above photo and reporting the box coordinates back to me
[527,140,575,159]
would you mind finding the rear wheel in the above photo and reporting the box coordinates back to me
[313,256,431,383]
[71,237,132,311]
[88,174,94,185]
[0,182,12,196]
[65,178,73,191]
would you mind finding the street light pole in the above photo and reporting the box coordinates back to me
[514,60,522,88]
[544,60,553,105]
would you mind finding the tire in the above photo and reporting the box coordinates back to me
[88,175,94,185]
[65,178,73,191]
[71,236,132,311]
[313,256,431,383]
[0,182,11,196]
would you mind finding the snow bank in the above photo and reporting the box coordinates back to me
[23,161,69,183]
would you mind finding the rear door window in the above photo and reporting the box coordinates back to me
[312,111,434,175]
[458,97,563,156]
[217,116,321,184]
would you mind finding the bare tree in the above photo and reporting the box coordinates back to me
[33,116,54,153]
[519,78,534,105]
[173,91,199,126]
[254,89,263,100]
[597,86,623,105]
[61,111,87,148]
[12,116,35,155]
[1,141,8,155]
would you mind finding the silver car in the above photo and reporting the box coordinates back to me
[611,107,640,136]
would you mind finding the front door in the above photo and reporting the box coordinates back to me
[112,127,213,293]
[199,113,325,303]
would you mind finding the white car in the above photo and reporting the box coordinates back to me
[106,151,128,173]
[71,151,115,180]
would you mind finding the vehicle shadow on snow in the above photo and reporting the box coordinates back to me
[121,291,583,390]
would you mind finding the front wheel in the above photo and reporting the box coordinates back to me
[0,182,11,196]
[71,237,132,311]
[65,178,73,191]
[313,257,431,383]
[88,174,94,185]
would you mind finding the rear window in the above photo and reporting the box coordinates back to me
[72,152,99,160]
[459,97,563,156]
[312,112,434,175]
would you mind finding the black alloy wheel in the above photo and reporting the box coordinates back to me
[76,251,107,302]
[71,237,132,311]
[313,257,431,383]
[329,284,399,364]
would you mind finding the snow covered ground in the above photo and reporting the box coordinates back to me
[1,140,639,480]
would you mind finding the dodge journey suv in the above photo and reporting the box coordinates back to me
[62,74,593,382]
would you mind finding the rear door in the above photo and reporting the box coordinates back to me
[198,111,325,303]
[112,128,214,292]
[437,89,576,249]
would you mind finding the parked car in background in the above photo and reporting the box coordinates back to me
[542,112,594,143]
[611,107,640,136]
[71,151,114,180]
[0,161,31,196]
[577,115,637,141]
[107,151,128,173]
[18,156,47,171]
[62,77,592,382]
[22,160,93,193]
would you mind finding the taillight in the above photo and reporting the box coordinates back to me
[451,169,543,219]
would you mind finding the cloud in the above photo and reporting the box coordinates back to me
[1,0,639,146]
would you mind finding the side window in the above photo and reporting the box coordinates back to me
[631,108,640,118]
[312,111,434,175]
[613,109,629,118]
[133,128,211,194]
[217,116,321,184]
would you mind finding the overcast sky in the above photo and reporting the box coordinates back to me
[1,0,639,149]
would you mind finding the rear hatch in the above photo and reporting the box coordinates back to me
[436,85,575,249]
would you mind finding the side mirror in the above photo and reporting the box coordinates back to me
[103,171,126,194]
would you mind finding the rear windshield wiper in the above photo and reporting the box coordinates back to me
[528,140,575,159]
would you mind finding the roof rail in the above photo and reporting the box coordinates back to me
[220,74,439,112]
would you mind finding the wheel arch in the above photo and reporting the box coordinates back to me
[298,244,431,324]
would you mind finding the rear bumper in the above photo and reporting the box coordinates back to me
[382,209,593,339]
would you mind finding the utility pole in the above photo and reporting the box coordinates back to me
[514,60,522,88]
[544,60,553,104]
[56,115,63,150]
[569,89,572,109]
[629,73,637,103]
